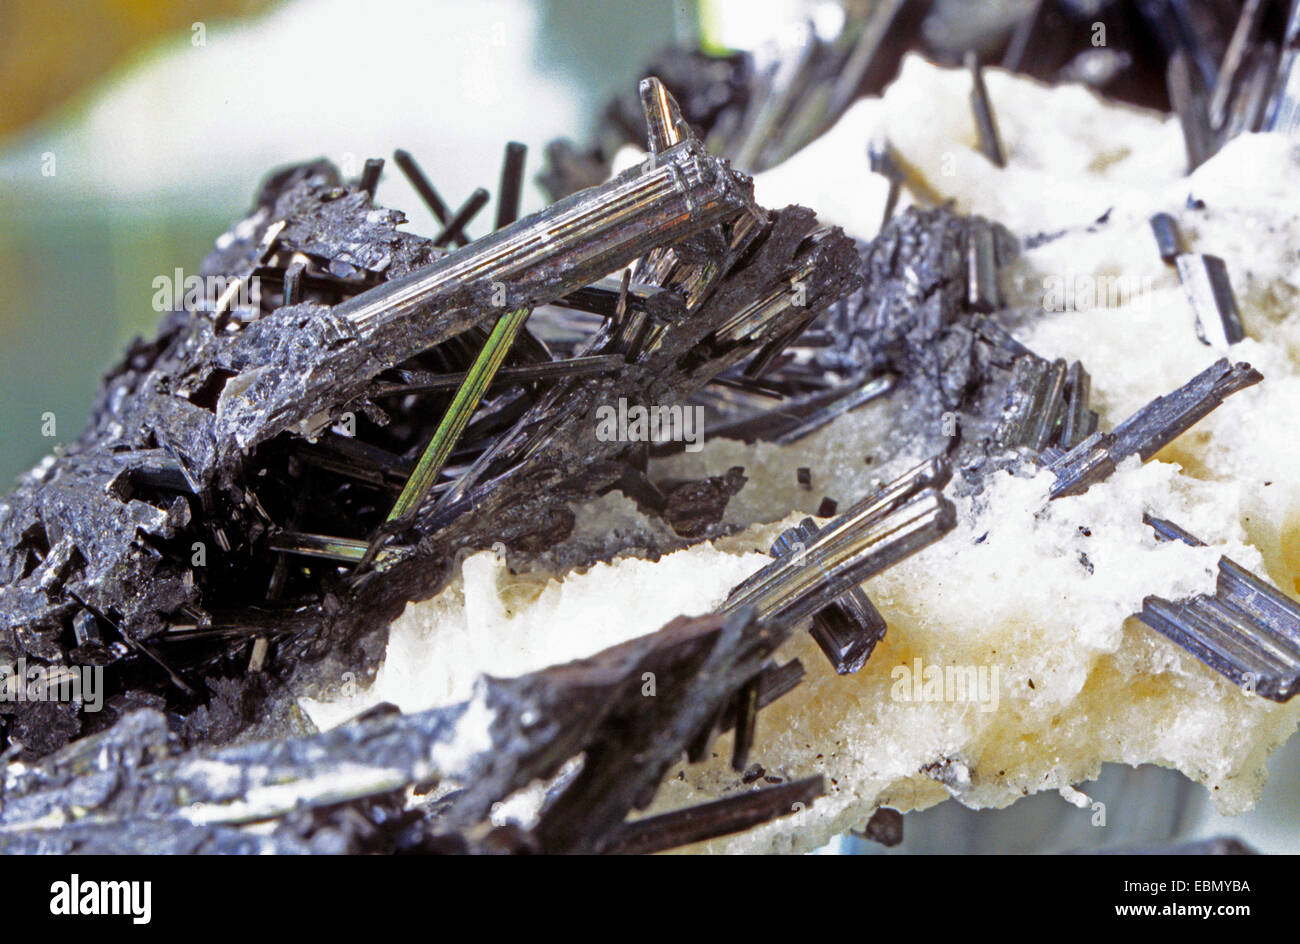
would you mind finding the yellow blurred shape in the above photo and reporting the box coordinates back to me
[0,0,274,138]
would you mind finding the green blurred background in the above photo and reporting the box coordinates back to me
[0,0,695,485]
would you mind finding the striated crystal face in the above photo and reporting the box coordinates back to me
[310,57,1300,852]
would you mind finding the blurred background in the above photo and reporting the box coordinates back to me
[0,0,695,487]
[1,0,1296,853]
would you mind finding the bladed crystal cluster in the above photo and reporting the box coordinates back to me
[3,0,1300,855]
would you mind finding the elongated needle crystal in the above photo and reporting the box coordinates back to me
[1176,253,1246,347]
[1261,2,1300,134]
[1049,359,1261,498]
[603,776,824,855]
[334,138,749,335]
[966,51,1006,168]
[387,307,532,522]
[268,530,396,564]
[495,142,527,229]
[868,137,904,229]
[1208,0,1267,130]
[967,220,1001,312]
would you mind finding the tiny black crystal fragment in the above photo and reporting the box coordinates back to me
[855,806,904,847]
[1150,211,1185,262]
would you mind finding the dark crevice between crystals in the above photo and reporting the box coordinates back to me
[0,105,864,785]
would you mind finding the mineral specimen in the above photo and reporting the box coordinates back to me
[0,84,861,764]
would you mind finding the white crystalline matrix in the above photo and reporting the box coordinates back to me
[306,58,1300,854]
